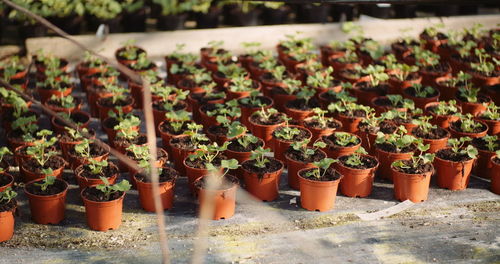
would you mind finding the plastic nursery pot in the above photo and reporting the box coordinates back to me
[391,163,433,203]
[448,120,488,139]
[50,110,91,135]
[475,114,499,136]
[74,163,119,191]
[357,129,378,156]
[0,173,14,192]
[81,187,126,231]
[153,100,188,132]
[303,118,342,144]
[44,98,82,114]
[434,76,457,101]
[335,154,379,198]
[224,141,264,181]
[375,146,413,182]
[0,200,16,242]
[335,113,363,134]
[37,86,73,104]
[158,121,186,155]
[67,144,110,171]
[321,133,361,159]
[402,88,440,110]
[298,168,343,212]
[419,64,452,86]
[470,71,500,88]
[273,126,312,163]
[238,96,274,128]
[371,96,408,116]
[20,156,66,183]
[169,136,197,175]
[183,158,224,195]
[351,82,386,107]
[272,91,297,112]
[195,175,238,220]
[102,117,139,146]
[424,102,460,129]
[456,96,490,116]
[473,148,496,179]
[248,115,285,149]
[284,104,314,125]
[434,152,475,191]
[387,75,422,95]
[285,149,327,190]
[24,178,68,224]
[134,167,177,212]
[242,158,284,202]
[415,129,450,154]
[490,157,500,194]
[96,98,135,121]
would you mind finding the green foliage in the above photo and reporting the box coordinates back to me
[481,135,499,152]
[218,63,246,80]
[34,176,56,192]
[11,115,38,142]
[375,126,420,153]
[253,107,280,122]
[281,79,302,95]
[114,117,140,140]
[75,139,91,158]
[423,23,444,38]
[458,87,480,103]
[413,47,440,67]
[9,0,85,22]
[362,65,389,87]
[0,56,25,82]
[239,90,266,107]
[85,0,122,19]
[447,137,478,159]
[236,134,259,149]
[96,177,131,200]
[249,146,271,168]
[480,104,499,121]
[456,114,483,133]
[0,88,28,116]
[165,110,191,133]
[87,159,108,175]
[188,142,230,165]
[309,108,331,129]
[130,53,152,70]
[0,147,12,164]
[386,94,415,109]
[26,130,58,168]
[206,100,241,120]
[291,139,325,160]
[409,83,436,98]
[429,100,459,116]
[343,148,369,167]
[360,40,385,60]
[228,76,255,92]
[392,152,435,171]
[304,158,338,179]
[50,94,76,109]
[306,67,335,89]
[330,132,359,147]
[0,187,17,204]
[296,87,315,105]
[274,125,300,141]
[185,123,208,147]
[412,116,436,134]
[392,63,419,81]
[103,83,128,104]
[280,33,315,61]
[157,86,189,111]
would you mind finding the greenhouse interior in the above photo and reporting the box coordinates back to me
[0,0,499,263]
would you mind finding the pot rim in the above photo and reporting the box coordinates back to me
[24,177,69,198]
[337,154,380,171]
[297,167,343,183]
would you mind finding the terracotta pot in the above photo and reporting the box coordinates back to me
[127,155,167,189]
[13,145,33,167]
[248,117,285,149]
[473,148,496,179]
[102,118,139,145]
[187,93,225,124]
[424,102,460,129]
[239,96,274,128]
[476,116,499,136]
[6,132,39,150]
[470,72,500,88]
[416,130,450,154]
[153,101,188,132]
[419,64,452,86]
[198,107,221,130]
[242,159,284,201]
[358,129,378,156]
[87,87,114,117]
[388,76,422,95]
[335,113,363,133]
[81,188,125,231]
[169,136,195,175]
[303,118,341,144]
[434,153,475,190]
[434,76,456,101]
[402,88,440,109]
[457,97,490,116]
[375,147,413,182]
[67,145,110,171]
[335,155,379,197]
[195,175,238,220]
[490,157,500,194]
[0,202,16,242]
[448,120,488,139]
[96,97,135,121]
[284,105,313,125]
[322,133,361,159]
[134,168,177,212]
[37,87,72,104]
[75,163,119,191]
[285,149,327,190]
[371,96,408,116]
[50,110,91,134]
[44,98,83,114]
[20,156,66,183]
[273,126,312,163]
[0,173,14,192]
[224,140,264,181]
[392,164,433,203]
[272,92,297,112]
[158,121,186,156]
[298,168,342,211]
[184,158,223,194]
[24,178,68,224]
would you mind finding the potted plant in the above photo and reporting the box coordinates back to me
[111,114,146,153]
[271,78,302,112]
[165,46,198,85]
[184,142,229,194]
[169,123,209,175]
[6,115,39,149]
[434,137,478,190]
[135,161,179,212]
[449,114,489,139]
[187,82,225,123]
[328,94,370,133]
[471,135,499,179]
[320,40,349,66]
[327,41,359,72]
[158,110,193,153]
[238,91,274,128]
[24,176,68,224]
[225,76,261,100]
[96,83,134,120]
[303,108,342,143]
[224,129,264,179]
[298,158,342,211]
[468,48,499,87]
[241,147,284,201]
[317,84,354,108]
[152,0,191,30]
[81,178,131,231]
[435,71,471,101]
[490,151,500,194]
[121,0,146,32]
[357,113,398,155]
[272,121,312,162]
[305,66,342,95]
[402,83,440,109]
[424,100,461,129]
[277,34,316,73]
[212,63,248,89]
[199,100,240,131]
[0,56,28,88]
[44,94,82,113]
[58,127,95,161]
[0,147,13,175]
[351,65,389,106]
[248,107,286,148]
[374,126,420,181]
[387,63,421,94]
[285,139,327,190]
[75,159,119,191]
[51,111,91,135]
[114,39,146,66]
[207,118,246,145]
[284,88,318,124]
[419,23,448,52]
[194,159,239,220]
[476,104,499,135]
[412,116,450,153]
[320,131,361,159]
[335,148,379,197]
[128,70,165,109]
[391,147,435,202]
[371,94,414,115]
[85,0,123,32]
[20,130,66,183]
[152,86,189,131]
[68,139,110,171]
[128,53,157,74]
[258,64,288,97]
[413,47,451,86]
[36,70,72,104]
[102,111,140,144]
[0,187,17,242]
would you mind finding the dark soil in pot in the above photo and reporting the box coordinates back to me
[285,98,320,111]
[170,136,209,152]
[249,113,285,125]
[0,174,12,187]
[404,86,439,98]
[23,157,65,174]
[392,160,433,174]
[194,174,238,189]
[436,148,471,162]
[185,156,225,169]
[449,121,487,134]
[413,127,449,140]
[25,178,66,196]
[300,167,341,182]
[114,134,148,149]
[79,163,119,179]
[303,119,342,130]
[471,137,500,152]
[0,199,16,212]
[242,159,283,176]
[272,127,310,142]
[227,138,263,152]
[98,97,133,108]
[68,143,107,158]
[135,167,178,183]
[376,142,415,154]
[159,121,191,136]
[339,155,378,170]
[54,111,89,126]
[359,120,398,134]
[152,100,187,112]
[82,186,123,202]
[239,96,273,108]
[285,148,325,163]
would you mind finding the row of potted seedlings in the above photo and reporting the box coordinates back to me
[0,23,499,242]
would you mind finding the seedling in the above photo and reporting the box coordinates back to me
[329,132,360,147]
[0,88,28,116]
[447,137,478,159]
[386,94,415,110]
[480,104,499,121]
[185,123,209,148]
[423,23,445,39]
[114,117,140,140]
[480,135,499,152]
[280,33,315,61]
[64,127,88,141]
[304,158,338,179]
[429,100,459,116]
[328,95,371,117]
[165,110,192,133]
[360,40,385,60]
[0,187,17,204]
[392,63,419,81]
[239,90,265,107]
[296,87,316,106]
[455,114,483,133]
[375,126,421,153]
[457,86,481,103]
[74,139,92,158]
[228,76,255,92]
[414,47,440,67]
[280,78,302,95]
[362,65,389,87]
[409,83,436,98]
[206,100,241,120]
[308,108,332,129]
[103,83,128,104]
[96,177,131,201]
[33,176,56,191]
[0,56,25,82]
[26,130,58,170]
[274,124,301,141]
[235,133,260,150]
[253,107,281,123]
[219,119,246,140]
[249,147,272,168]
[343,147,369,167]
[126,144,150,161]
[49,94,76,109]
[306,67,335,89]
[290,139,326,160]
[83,51,105,68]
[217,63,247,80]
[188,142,230,165]
[206,159,239,179]
[87,159,109,175]
[118,40,140,60]
[130,53,152,70]
[392,152,435,171]
[412,116,436,134]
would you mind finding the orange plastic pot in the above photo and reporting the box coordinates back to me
[298,168,343,212]
[392,164,433,203]
[448,120,488,139]
[135,170,176,212]
[81,188,125,231]
[335,113,363,133]
[402,88,440,110]
[75,163,119,191]
[322,133,361,159]
[169,136,195,175]
[158,121,186,156]
[184,158,223,194]
[272,92,297,112]
[224,139,264,180]
[0,172,14,192]
[425,102,460,129]
[24,179,68,224]
[37,87,72,104]
[357,129,378,155]
[96,97,135,121]
[457,98,489,116]
[273,126,312,163]
[67,144,110,171]
[239,96,273,128]
[195,175,238,220]
[434,76,456,101]
[335,155,379,197]
[242,159,283,202]
[434,154,475,190]
[50,110,91,134]
[388,76,422,95]
[476,116,500,136]
[490,157,500,194]
[248,117,285,149]
[285,149,327,190]
[303,118,341,144]
[419,64,451,86]
[470,72,500,88]
[473,148,496,179]
[284,105,313,125]
[375,147,413,182]
[20,156,66,183]
[418,132,450,154]
[0,203,16,242]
